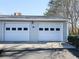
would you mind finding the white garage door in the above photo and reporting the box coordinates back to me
[38,22,63,41]
[5,22,30,41]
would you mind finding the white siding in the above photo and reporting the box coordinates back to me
[63,22,68,42]
[0,22,2,41]
[29,22,38,41]
[0,21,67,42]
[0,22,4,41]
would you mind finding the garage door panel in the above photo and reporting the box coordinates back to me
[38,22,63,41]
[5,22,30,41]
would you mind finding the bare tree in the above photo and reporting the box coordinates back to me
[44,0,79,35]
[65,0,79,34]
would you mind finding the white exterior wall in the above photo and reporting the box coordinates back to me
[63,22,68,42]
[29,22,38,41]
[0,22,2,41]
[0,22,5,41]
[0,21,68,42]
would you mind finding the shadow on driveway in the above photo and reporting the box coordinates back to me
[67,49,79,58]
[0,48,79,58]
[0,42,78,59]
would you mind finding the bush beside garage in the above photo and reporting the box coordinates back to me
[68,35,79,48]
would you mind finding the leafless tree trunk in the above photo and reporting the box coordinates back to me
[45,0,79,35]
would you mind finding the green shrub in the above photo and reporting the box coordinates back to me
[68,35,79,48]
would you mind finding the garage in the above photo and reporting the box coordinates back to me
[5,22,30,41]
[0,16,68,42]
[38,22,63,41]
[4,22,63,41]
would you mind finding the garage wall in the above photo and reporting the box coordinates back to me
[0,22,4,41]
[29,22,38,41]
[0,22,2,41]
[63,22,68,42]
[0,21,67,42]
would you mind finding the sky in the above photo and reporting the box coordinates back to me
[0,0,49,15]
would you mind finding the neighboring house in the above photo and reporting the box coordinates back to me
[0,15,68,42]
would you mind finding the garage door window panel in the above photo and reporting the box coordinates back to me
[24,28,28,31]
[39,28,43,31]
[6,28,10,31]
[50,28,54,31]
[56,28,60,31]
[12,28,16,31]
[45,28,49,31]
[18,28,22,31]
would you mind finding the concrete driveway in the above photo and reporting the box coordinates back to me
[0,49,79,59]
[0,42,75,50]
[0,42,78,59]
